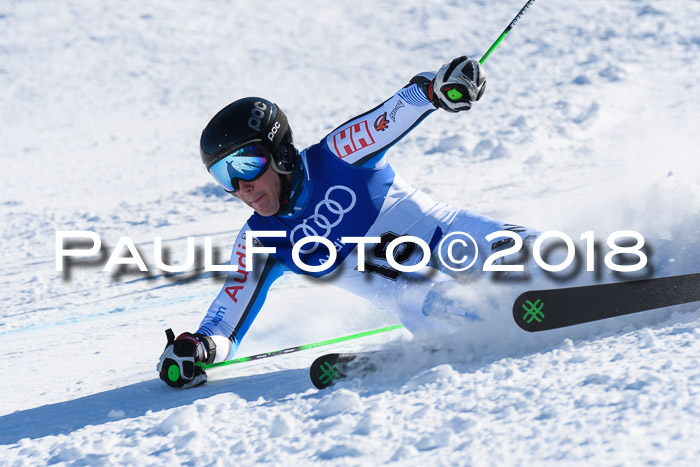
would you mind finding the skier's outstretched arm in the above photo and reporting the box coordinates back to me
[324,56,486,168]
[157,224,286,388]
[196,224,286,359]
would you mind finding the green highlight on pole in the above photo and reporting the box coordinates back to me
[200,324,404,370]
[479,33,507,64]
[479,0,536,64]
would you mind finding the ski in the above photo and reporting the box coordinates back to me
[513,272,700,332]
[310,347,445,389]
[309,351,381,389]
[312,273,700,388]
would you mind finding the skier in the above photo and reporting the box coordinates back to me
[158,56,540,388]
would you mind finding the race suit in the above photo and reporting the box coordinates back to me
[196,73,538,361]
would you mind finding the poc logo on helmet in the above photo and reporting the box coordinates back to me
[248,101,267,131]
[268,121,281,142]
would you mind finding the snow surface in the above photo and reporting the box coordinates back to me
[1,0,700,464]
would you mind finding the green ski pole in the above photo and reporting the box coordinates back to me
[480,0,537,64]
[200,324,404,370]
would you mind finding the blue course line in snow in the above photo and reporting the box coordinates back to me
[0,290,213,337]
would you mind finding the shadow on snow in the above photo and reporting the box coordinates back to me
[0,367,310,445]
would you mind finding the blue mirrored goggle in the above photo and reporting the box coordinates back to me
[208,145,269,192]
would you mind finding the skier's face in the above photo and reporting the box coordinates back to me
[235,165,282,216]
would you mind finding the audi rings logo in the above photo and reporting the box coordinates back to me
[290,185,357,254]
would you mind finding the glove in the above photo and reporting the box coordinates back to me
[431,56,486,112]
[157,329,216,388]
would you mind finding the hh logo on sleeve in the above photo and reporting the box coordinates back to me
[332,120,376,158]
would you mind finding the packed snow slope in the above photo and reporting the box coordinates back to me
[1,0,699,464]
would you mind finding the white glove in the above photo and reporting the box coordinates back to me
[432,56,486,112]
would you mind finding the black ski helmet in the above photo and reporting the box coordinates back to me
[200,97,298,179]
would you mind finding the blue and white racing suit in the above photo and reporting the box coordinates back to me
[196,73,539,361]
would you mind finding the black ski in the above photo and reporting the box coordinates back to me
[311,273,700,388]
[513,272,700,332]
[309,351,381,389]
[310,347,446,389]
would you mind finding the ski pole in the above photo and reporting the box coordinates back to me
[200,323,404,370]
[480,0,537,64]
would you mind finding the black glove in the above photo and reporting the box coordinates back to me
[431,56,486,112]
[157,329,216,388]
